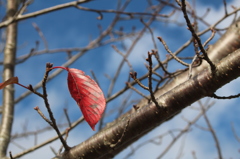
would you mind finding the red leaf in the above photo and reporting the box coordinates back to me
[0,77,19,89]
[67,68,106,130]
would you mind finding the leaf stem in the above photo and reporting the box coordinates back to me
[52,66,67,70]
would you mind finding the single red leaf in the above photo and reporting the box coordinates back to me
[67,68,106,130]
[0,77,19,89]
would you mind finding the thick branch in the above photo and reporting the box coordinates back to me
[57,48,240,158]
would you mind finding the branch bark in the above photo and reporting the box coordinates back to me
[54,19,240,159]
[58,48,240,159]
[0,0,18,158]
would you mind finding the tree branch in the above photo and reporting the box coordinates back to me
[0,0,18,158]
[56,48,240,158]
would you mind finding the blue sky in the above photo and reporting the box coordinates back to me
[0,0,239,158]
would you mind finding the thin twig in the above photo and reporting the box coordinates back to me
[64,109,71,128]
[231,123,240,143]
[180,0,216,71]
[32,22,48,50]
[9,151,13,159]
[223,0,228,15]
[34,106,52,126]
[199,101,223,159]
[158,36,189,67]
[202,28,216,47]
[140,19,157,50]
[41,63,70,150]
[210,93,240,99]
[111,45,133,71]
[146,52,160,107]
[13,117,84,158]
[129,72,149,90]
[126,82,150,100]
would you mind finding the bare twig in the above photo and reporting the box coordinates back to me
[210,93,240,99]
[111,45,133,71]
[146,52,160,107]
[13,117,84,158]
[231,123,240,143]
[199,101,223,159]
[158,36,189,67]
[180,0,215,71]
[64,109,72,128]
[202,29,216,47]
[40,63,70,150]
[9,151,13,159]
[32,22,48,50]
[126,82,150,100]
[34,106,52,126]
[223,0,228,15]
[129,72,149,90]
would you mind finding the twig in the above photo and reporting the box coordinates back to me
[199,101,223,159]
[13,117,84,158]
[126,82,150,100]
[210,93,240,99]
[151,50,171,76]
[50,146,58,156]
[146,52,160,107]
[32,22,48,50]
[111,45,133,71]
[43,63,70,150]
[158,36,189,67]
[58,128,71,154]
[98,0,133,130]
[129,72,149,90]
[9,151,13,159]
[140,18,157,50]
[180,0,216,71]
[188,54,198,79]
[231,123,240,143]
[64,109,71,128]
[223,0,228,15]
[74,4,175,19]
[34,106,52,126]
[202,28,216,47]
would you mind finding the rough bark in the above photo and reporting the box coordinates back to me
[54,20,240,158]
[0,0,18,158]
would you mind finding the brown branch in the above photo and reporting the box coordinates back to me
[56,48,240,158]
